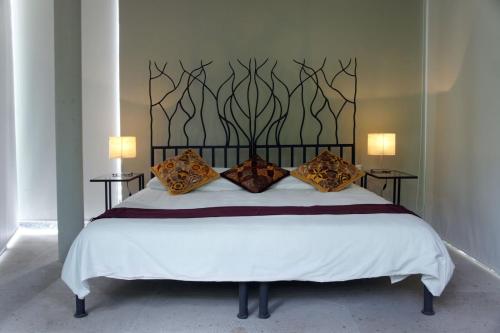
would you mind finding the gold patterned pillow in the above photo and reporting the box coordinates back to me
[151,149,219,194]
[291,150,364,192]
[221,155,289,193]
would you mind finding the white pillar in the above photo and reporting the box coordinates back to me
[0,0,18,252]
[54,0,84,261]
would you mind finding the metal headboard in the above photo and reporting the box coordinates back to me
[149,58,357,168]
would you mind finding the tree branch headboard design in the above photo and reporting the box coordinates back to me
[149,58,357,168]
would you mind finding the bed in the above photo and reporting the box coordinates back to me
[62,58,454,318]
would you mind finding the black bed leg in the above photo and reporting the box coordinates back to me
[258,282,270,319]
[237,282,249,319]
[74,296,88,318]
[421,285,435,316]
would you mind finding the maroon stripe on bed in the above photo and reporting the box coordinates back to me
[91,204,416,221]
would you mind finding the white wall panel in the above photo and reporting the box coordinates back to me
[11,0,57,222]
[0,0,18,251]
[11,0,120,222]
[425,0,500,272]
[82,0,120,219]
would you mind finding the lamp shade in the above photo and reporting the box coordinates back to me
[109,136,136,159]
[367,133,396,156]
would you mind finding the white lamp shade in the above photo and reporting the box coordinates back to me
[109,136,136,159]
[367,133,396,156]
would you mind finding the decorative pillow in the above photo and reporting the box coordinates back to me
[221,155,290,193]
[291,150,364,192]
[151,149,219,194]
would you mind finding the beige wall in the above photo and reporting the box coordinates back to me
[425,0,500,272]
[120,0,425,211]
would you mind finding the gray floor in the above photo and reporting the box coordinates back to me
[0,231,499,333]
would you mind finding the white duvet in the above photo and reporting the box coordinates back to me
[62,176,454,299]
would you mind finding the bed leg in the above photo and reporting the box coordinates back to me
[237,282,249,319]
[258,282,270,319]
[421,285,435,316]
[74,296,88,318]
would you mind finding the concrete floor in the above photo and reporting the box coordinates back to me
[0,230,499,333]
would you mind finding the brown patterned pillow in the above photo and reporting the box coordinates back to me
[291,150,364,192]
[221,155,289,193]
[151,149,219,194]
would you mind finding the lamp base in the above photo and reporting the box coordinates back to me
[112,172,134,177]
[370,168,392,174]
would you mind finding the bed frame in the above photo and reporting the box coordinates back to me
[74,58,434,318]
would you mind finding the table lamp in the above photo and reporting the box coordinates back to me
[109,136,136,177]
[367,133,395,173]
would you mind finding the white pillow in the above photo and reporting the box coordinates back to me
[146,167,314,192]
[147,176,243,192]
[146,167,242,192]
[196,178,241,192]
[269,172,313,190]
[146,177,167,191]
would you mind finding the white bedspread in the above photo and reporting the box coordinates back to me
[62,180,454,299]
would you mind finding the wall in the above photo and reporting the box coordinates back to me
[120,0,425,211]
[10,0,119,222]
[10,0,119,256]
[425,0,500,272]
[11,0,57,222]
[0,0,17,251]
[82,0,121,219]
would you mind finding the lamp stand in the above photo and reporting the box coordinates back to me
[370,155,391,174]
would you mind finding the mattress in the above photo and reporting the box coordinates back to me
[62,176,454,299]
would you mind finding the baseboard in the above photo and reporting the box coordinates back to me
[19,220,57,230]
[445,242,500,279]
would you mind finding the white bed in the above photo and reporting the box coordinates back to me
[62,175,454,300]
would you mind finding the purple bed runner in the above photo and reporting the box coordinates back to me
[91,204,416,221]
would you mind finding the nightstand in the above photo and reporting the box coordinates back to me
[90,173,145,211]
[361,170,417,205]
